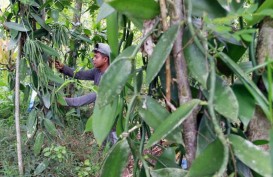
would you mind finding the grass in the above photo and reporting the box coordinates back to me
[0,114,109,177]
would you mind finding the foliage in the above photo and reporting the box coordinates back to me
[1,0,273,176]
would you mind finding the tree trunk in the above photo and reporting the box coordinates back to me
[247,17,273,151]
[15,35,24,176]
[171,0,196,168]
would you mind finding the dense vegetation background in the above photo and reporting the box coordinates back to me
[0,0,273,176]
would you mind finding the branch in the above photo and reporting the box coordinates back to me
[159,0,172,110]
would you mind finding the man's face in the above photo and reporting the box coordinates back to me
[93,52,108,69]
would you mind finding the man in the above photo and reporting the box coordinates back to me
[54,43,110,107]
[55,43,118,145]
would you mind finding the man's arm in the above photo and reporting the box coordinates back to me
[65,93,96,107]
[55,60,95,80]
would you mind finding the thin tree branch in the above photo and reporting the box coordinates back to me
[159,0,172,110]
[171,0,196,168]
[15,35,24,176]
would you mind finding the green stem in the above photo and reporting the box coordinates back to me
[124,95,137,132]
[266,57,273,122]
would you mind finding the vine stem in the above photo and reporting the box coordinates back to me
[186,0,229,175]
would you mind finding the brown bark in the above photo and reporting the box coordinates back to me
[247,17,273,151]
[256,17,273,74]
[159,0,171,109]
[171,0,196,168]
[247,106,270,151]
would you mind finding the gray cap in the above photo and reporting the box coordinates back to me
[93,43,111,57]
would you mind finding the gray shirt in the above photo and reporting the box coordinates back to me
[61,65,103,107]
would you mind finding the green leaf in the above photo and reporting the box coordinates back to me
[229,134,272,177]
[232,84,255,128]
[92,97,118,145]
[183,28,208,88]
[38,41,59,57]
[51,9,59,22]
[247,0,273,26]
[97,58,132,107]
[42,93,51,109]
[4,22,30,32]
[105,0,160,20]
[185,0,227,19]
[31,13,51,32]
[154,147,179,169]
[145,99,200,148]
[56,93,67,106]
[146,24,180,84]
[139,96,182,144]
[208,76,239,122]
[216,0,244,12]
[116,45,136,60]
[26,110,37,139]
[43,64,64,84]
[31,70,38,89]
[101,139,130,177]
[44,119,57,136]
[34,132,44,156]
[219,52,270,119]
[34,160,49,175]
[97,3,115,22]
[196,115,216,155]
[85,117,93,132]
[107,11,119,58]
[188,139,226,177]
[151,168,187,177]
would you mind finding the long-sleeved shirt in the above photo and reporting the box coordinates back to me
[61,65,104,107]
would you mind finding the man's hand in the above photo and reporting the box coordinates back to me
[54,60,64,70]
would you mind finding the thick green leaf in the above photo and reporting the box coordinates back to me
[97,58,132,107]
[139,96,182,144]
[219,52,270,118]
[196,115,216,155]
[38,41,59,57]
[247,0,273,26]
[42,93,51,109]
[34,132,44,156]
[146,24,180,84]
[56,93,67,106]
[92,97,118,145]
[188,139,225,177]
[107,11,119,58]
[43,119,57,136]
[185,0,227,19]
[151,168,187,177]
[154,147,179,169]
[44,64,64,84]
[232,84,255,128]
[101,139,130,177]
[31,13,51,32]
[216,0,244,12]
[97,3,115,22]
[105,0,160,20]
[85,117,93,132]
[27,110,37,139]
[116,45,136,60]
[4,22,30,32]
[34,160,49,175]
[145,99,200,148]
[229,134,272,177]
[209,76,239,122]
[183,28,208,88]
